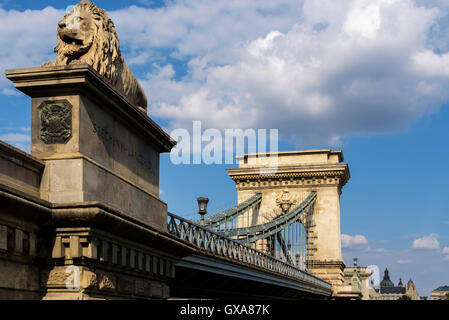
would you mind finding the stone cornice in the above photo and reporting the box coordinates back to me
[51,206,193,258]
[237,149,344,162]
[227,163,350,187]
[0,183,192,258]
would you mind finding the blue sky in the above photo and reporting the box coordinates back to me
[0,0,448,297]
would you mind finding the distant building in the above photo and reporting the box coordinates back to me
[370,268,419,300]
[430,286,449,300]
[341,259,372,300]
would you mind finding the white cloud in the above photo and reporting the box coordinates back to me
[1,87,21,96]
[442,247,449,254]
[396,259,412,264]
[0,133,30,152]
[3,1,449,145]
[0,133,29,143]
[343,3,381,39]
[111,1,303,65]
[135,0,449,145]
[341,234,369,249]
[0,7,62,88]
[412,234,440,250]
[413,50,449,77]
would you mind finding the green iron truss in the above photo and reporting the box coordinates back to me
[196,193,262,228]
[217,191,316,243]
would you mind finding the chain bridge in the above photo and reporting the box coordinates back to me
[1,55,358,299]
[163,149,356,299]
[166,191,332,299]
[0,0,368,301]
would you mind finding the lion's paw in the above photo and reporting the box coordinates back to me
[41,61,56,67]
[69,60,87,65]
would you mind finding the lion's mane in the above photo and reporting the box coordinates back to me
[51,1,147,112]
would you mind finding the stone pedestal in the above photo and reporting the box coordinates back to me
[227,149,351,296]
[1,64,190,300]
[6,65,175,232]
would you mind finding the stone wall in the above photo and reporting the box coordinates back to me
[0,163,191,299]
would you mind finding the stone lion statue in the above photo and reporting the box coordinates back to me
[43,0,148,113]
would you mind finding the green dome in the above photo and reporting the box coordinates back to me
[380,268,394,287]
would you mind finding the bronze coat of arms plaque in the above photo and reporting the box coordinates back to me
[39,101,72,144]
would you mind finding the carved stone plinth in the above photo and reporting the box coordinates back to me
[0,64,189,300]
[0,1,187,300]
[41,205,183,300]
[6,65,176,232]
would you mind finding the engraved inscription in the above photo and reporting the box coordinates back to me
[92,121,153,171]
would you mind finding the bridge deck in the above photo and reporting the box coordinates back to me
[168,212,332,299]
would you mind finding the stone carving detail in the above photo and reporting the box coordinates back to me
[276,188,297,214]
[43,0,148,112]
[82,270,98,290]
[48,271,69,284]
[43,269,71,287]
[260,189,298,223]
[98,272,116,291]
[40,101,72,144]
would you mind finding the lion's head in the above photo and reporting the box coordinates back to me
[55,0,121,82]
[49,1,148,112]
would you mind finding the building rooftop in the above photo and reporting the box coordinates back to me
[434,285,449,292]
[380,287,406,295]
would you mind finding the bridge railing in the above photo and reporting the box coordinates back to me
[168,212,331,292]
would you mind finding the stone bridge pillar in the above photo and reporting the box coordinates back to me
[1,0,189,300]
[227,150,350,296]
[4,65,187,300]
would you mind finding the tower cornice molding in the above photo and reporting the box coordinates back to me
[227,163,350,188]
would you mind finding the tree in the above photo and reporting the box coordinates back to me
[398,295,411,300]
[445,293,449,300]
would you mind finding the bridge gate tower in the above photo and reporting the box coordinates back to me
[227,150,350,296]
